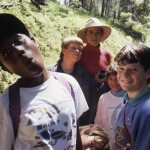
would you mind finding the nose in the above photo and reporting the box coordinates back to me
[17,49,25,57]
[123,69,130,77]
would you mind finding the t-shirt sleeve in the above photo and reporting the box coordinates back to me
[94,95,103,125]
[0,90,14,150]
[61,74,89,119]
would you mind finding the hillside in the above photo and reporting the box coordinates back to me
[0,0,150,91]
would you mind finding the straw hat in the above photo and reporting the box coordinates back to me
[77,18,111,43]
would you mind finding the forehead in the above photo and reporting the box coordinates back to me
[68,42,82,46]
[118,62,142,68]
[87,27,102,32]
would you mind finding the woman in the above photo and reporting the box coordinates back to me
[77,18,112,79]
[77,18,112,97]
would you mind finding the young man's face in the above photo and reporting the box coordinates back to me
[107,75,122,93]
[117,62,150,98]
[0,34,45,78]
[86,27,102,47]
[63,43,82,63]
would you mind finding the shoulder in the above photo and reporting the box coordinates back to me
[51,72,79,86]
[140,97,150,114]
[0,88,9,108]
[47,64,56,71]
[100,48,111,56]
[100,91,111,98]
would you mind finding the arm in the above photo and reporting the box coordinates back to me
[0,91,14,150]
[133,101,150,150]
[94,95,103,125]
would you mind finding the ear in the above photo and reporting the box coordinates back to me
[62,48,66,54]
[30,37,35,42]
[0,63,13,74]
[80,128,88,136]
[30,37,39,47]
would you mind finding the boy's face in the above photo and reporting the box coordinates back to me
[107,75,122,93]
[0,34,45,78]
[117,62,150,98]
[63,43,82,63]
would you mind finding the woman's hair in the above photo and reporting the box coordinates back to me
[80,124,110,150]
[106,61,118,77]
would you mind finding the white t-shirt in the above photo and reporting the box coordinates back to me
[0,72,88,150]
[94,90,124,149]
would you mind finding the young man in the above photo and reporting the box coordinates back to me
[0,13,88,150]
[113,44,150,150]
[94,62,125,149]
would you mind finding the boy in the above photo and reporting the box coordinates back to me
[94,62,125,148]
[48,36,99,126]
[0,13,88,150]
[113,44,150,150]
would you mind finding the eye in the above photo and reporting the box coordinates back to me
[13,36,24,46]
[2,49,12,57]
[131,68,137,72]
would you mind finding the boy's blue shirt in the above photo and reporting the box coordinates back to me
[114,88,150,150]
[110,89,125,97]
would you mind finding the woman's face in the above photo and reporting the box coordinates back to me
[86,27,103,47]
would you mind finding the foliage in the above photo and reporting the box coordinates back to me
[0,0,149,92]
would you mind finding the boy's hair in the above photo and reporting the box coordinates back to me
[115,44,150,84]
[80,124,110,150]
[115,44,150,71]
[106,61,118,77]
[61,36,83,49]
[59,36,83,63]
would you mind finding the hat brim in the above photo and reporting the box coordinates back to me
[0,13,30,44]
[77,26,111,43]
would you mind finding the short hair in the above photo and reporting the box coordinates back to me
[59,36,83,62]
[115,44,150,84]
[115,44,150,71]
[61,36,83,49]
[106,61,118,77]
[80,124,110,150]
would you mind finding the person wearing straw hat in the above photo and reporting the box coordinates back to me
[77,18,112,82]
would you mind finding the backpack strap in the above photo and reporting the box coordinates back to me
[51,72,75,102]
[124,105,133,149]
[9,80,21,145]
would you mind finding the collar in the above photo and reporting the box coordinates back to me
[110,90,125,97]
[123,88,150,106]
[84,43,101,52]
